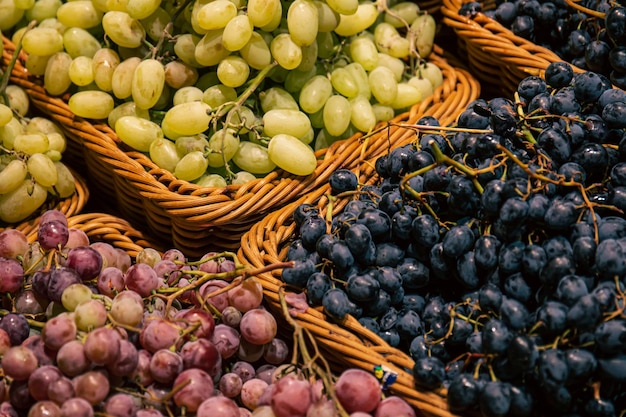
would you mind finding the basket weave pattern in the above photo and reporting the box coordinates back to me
[4,34,479,256]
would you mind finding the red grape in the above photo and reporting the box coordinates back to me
[270,374,312,417]
[2,346,38,380]
[172,368,215,412]
[0,257,24,293]
[0,229,29,259]
[374,396,416,417]
[196,396,240,417]
[334,369,382,414]
[37,220,69,250]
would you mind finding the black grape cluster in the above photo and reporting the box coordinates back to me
[459,0,626,89]
[283,61,626,417]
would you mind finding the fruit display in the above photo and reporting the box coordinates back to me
[238,61,626,416]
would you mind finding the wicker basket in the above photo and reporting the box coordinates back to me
[3,35,480,257]
[440,0,588,98]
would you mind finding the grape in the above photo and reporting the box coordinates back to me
[228,277,264,312]
[161,101,211,137]
[334,369,381,413]
[149,348,183,384]
[0,159,27,194]
[74,299,108,331]
[47,376,75,405]
[21,27,63,56]
[241,378,269,410]
[115,116,164,152]
[263,109,312,138]
[219,372,243,398]
[239,309,277,345]
[104,393,138,417]
[0,180,48,223]
[41,312,77,350]
[334,2,379,37]
[27,365,63,401]
[0,257,24,293]
[83,326,121,365]
[268,134,317,176]
[73,371,110,405]
[68,90,115,119]
[210,324,240,359]
[197,396,241,417]
[125,263,160,297]
[223,15,254,51]
[139,317,181,353]
[97,266,126,297]
[172,368,214,412]
[1,345,38,381]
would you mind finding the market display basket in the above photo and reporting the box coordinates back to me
[238,173,456,417]
[440,0,587,97]
[3,35,480,257]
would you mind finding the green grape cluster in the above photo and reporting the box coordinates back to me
[0,43,76,223]
[2,0,442,184]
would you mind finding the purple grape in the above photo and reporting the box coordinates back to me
[13,289,48,315]
[25,400,61,417]
[0,257,24,293]
[47,267,82,303]
[65,246,103,281]
[97,266,125,297]
[37,220,70,250]
[221,306,242,328]
[180,338,221,374]
[231,361,256,383]
[0,401,18,417]
[0,313,29,346]
[131,349,154,387]
[1,346,38,381]
[56,340,90,377]
[104,393,138,417]
[139,318,181,353]
[124,263,159,297]
[153,259,181,285]
[196,396,240,417]
[60,398,94,417]
[41,312,77,351]
[263,338,289,365]
[22,335,54,366]
[83,326,121,366]
[149,349,183,384]
[46,376,75,405]
[219,372,243,398]
[107,339,139,377]
[39,209,68,227]
[177,308,215,340]
[73,370,110,406]
[27,365,63,401]
[255,364,277,385]
[209,324,240,360]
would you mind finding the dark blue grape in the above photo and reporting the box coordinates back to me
[507,333,538,372]
[413,356,446,390]
[378,328,400,347]
[423,165,451,191]
[441,225,475,258]
[509,385,533,417]
[293,203,317,227]
[300,215,327,251]
[527,193,550,221]
[503,272,533,303]
[448,317,473,346]
[395,309,423,340]
[595,238,626,280]
[322,288,352,320]
[474,234,501,271]
[499,241,525,276]
[363,289,392,317]
[537,349,569,390]
[326,240,354,272]
[482,318,512,354]
[456,251,480,289]
[572,236,597,273]
[356,208,391,242]
[447,374,481,413]
[598,354,626,381]
[0,313,30,346]
[374,242,405,267]
[602,101,626,129]
[358,317,379,334]
[606,6,626,43]
[396,258,430,289]
[391,210,413,241]
[567,293,602,330]
[511,14,534,38]
[500,296,529,330]
[306,272,331,306]
[344,223,372,256]
[584,398,616,417]
[481,179,515,217]
[282,258,317,288]
[499,196,529,224]
[518,76,547,101]
[478,282,503,313]
[314,233,336,260]
[479,381,511,417]
[401,293,425,314]
[410,214,440,249]
[536,300,569,336]
[545,62,574,88]
[378,189,402,216]
[345,273,379,303]
[594,319,626,356]
[329,169,358,194]
[409,335,429,359]
[565,348,597,382]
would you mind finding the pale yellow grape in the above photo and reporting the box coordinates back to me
[56,1,102,28]
[174,151,208,181]
[349,36,378,71]
[270,34,303,70]
[173,86,204,105]
[195,30,231,67]
[174,34,202,68]
[115,116,163,152]
[334,1,378,37]
[330,67,359,98]
[247,0,280,27]
[411,13,436,58]
[325,0,357,15]
[68,90,115,119]
[202,84,237,108]
[25,0,62,23]
[384,2,420,28]
[162,101,211,136]
[48,162,76,198]
[102,11,146,48]
[69,56,95,86]
[349,95,376,132]
[92,48,121,92]
[46,132,67,153]
[232,171,257,185]
[217,56,250,88]
[343,63,371,99]
[141,7,170,42]
[268,134,316,176]
[4,85,29,117]
[259,1,282,32]
[0,104,12,127]
[63,27,102,58]
[374,23,410,59]
[297,42,318,72]
[314,0,339,32]
[299,127,315,144]
[408,76,434,99]
[284,66,317,94]
[196,0,237,30]
[11,27,27,46]
[419,62,443,88]
[45,150,62,162]
[164,61,199,89]
[369,66,398,105]
[196,71,220,90]
[0,118,25,150]
[44,52,73,96]
[149,138,181,172]
[391,83,422,109]
[107,102,150,129]
[299,75,332,114]
[105,0,129,12]
[232,141,276,174]
[38,17,67,34]
[126,0,160,19]
[91,0,108,12]
[21,27,64,56]
[259,87,299,112]
[111,56,141,99]
[25,117,63,136]
[0,0,25,31]
[175,135,209,156]
[195,174,227,188]
[131,58,165,109]
[263,109,311,138]
[239,31,272,70]
[13,133,49,155]
[207,129,240,167]
[0,180,47,223]
[27,153,58,187]
[316,31,335,59]
[286,0,319,46]
[372,103,395,122]
[223,14,253,51]
[0,160,28,194]
[25,55,51,77]
[314,128,336,151]
[322,95,351,137]
[377,53,405,82]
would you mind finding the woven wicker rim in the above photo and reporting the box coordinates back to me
[3,35,479,228]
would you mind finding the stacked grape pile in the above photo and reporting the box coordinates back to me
[459,0,626,89]
[0,209,417,416]
[282,61,626,416]
[2,0,442,184]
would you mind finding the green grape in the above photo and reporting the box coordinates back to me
[232,171,257,184]
[46,132,67,153]
[27,153,58,187]
[196,0,237,31]
[175,135,209,156]
[287,0,319,46]
[15,0,35,10]
[418,62,443,89]
[111,56,141,99]
[92,48,121,93]
[25,0,62,23]
[126,0,160,19]
[263,109,312,139]
[374,23,410,59]
[344,63,371,99]
[309,108,325,129]
[349,36,378,71]
[391,83,422,109]
[207,129,240,167]
[69,56,95,87]
[284,66,317,94]
[372,103,395,122]
[260,87,299,112]
[270,33,303,70]
[21,27,64,56]
[164,61,199,89]
[258,1,282,32]
[330,67,359,98]
[115,115,164,152]
[268,133,317,176]
[297,42,318,72]
[4,85,29,117]
[0,180,47,223]
[174,33,202,68]
[314,128,338,151]
[56,0,102,28]
[174,151,208,181]
[13,133,49,155]
[247,0,280,27]
[323,95,351,137]
[0,159,28,194]
[349,95,376,132]
[107,102,150,129]
[369,66,398,105]
[61,283,93,312]
[240,31,272,70]
[202,84,237,108]
[299,75,332,114]
[141,7,170,42]
[161,101,211,136]
[334,1,378,37]
[325,0,358,15]
[131,58,165,109]
[39,17,67,34]
[314,0,340,32]
[223,14,254,52]
[45,150,62,162]
[196,71,220,91]
[195,173,227,188]
[44,52,72,96]
[149,138,181,172]
[25,116,62,136]
[63,27,102,58]
[408,76,434,98]
[191,0,212,35]
[102,11,146,48]
[316,31,336,59]
[195,29,231,67]
[217,56,250,88]
[0,104,12,127]
[68,90,115,119]
[173,86,204,105]
[0,0,24,31]
[299,127,315,144]
[411,13,436,58]
[48,162,76,198]
[0,117,25,150]
[24,54,50,77]
[232,141,276,174]
[377,53,405,82]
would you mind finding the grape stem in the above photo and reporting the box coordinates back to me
[150,0,196,60]
[0,20,36,99]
